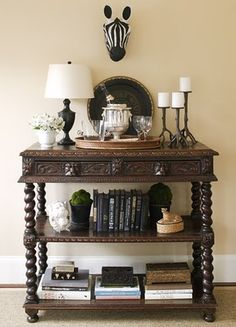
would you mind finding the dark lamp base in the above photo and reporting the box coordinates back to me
[57,98,76,146]
[58,135,75,146]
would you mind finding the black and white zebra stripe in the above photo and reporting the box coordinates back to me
[103,5,131,62]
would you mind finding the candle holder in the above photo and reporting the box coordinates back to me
[158,107,173,145]
[180,92,197,145]
[169,107,188,148]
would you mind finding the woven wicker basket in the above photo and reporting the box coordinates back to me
[156,220,184,233]
[156,208,184,233]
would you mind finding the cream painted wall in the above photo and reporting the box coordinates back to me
[0,0,235,275]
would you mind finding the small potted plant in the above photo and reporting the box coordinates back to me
[148,183,173,229]
[69,189,93,231]
[30,113,65,147]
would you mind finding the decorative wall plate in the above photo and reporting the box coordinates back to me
[87,76,154,135]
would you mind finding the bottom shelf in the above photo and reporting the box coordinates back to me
[24,296,217,310]
[23,274,217,312]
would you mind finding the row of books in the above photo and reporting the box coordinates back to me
[93,189,150,232]
[94,275,141,300]
[38,270,192,301]
[37,262,193,301]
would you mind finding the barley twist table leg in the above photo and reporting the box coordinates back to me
[37,183,46,217]
[38,242,48,276]
[200,182,215,322]
[23,183,39,322]
[191,182,201,219]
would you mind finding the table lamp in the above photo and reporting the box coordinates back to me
[45,62,94,145]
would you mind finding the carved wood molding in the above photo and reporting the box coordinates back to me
[23,158,33,176]
[154,162,168,175]
[64,162,80,176]
[112,158,123,175]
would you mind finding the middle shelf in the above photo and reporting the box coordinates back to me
[34,216,202,243]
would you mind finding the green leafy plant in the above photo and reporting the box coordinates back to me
[70,189,93,206]
[148,183,173,205]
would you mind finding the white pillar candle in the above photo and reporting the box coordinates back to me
[172,92,184,108]
[157,92,170,108]
[179,77,191,92]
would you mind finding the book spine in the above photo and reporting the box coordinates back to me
[96,192,103,232]
[140,193,150,231]
[130,190,137,230]
[42,286,89,291]
[93,189,98,231]
[114,190,120,231]
[95,290,141,296]
[102,193,109,232]
[124,191,131,231]
[108,190,115,231]
[119,190,125,231]
[145,289,193,294]
[95,295,140,300]
[134,190,142,231]
[145,293,192,300]
[38,289,91,300]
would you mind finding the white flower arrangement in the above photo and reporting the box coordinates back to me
[30,113,65,132]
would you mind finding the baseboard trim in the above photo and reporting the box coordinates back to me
[1,282,236,289]
[0,284,25,288]
[0,254,235,284]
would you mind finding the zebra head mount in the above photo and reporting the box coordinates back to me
[103,5,131,62]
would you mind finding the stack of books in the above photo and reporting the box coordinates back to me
[37,262,91,300]
[94,275,141,300]
[145,262,192,300]
[93,189,149,232]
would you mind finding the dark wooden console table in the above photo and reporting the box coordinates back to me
[18,142,218,323]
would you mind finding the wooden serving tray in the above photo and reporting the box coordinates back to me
[75,136,160,150]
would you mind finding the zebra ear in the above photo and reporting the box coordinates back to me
[122,6,131,20]
[104,5,112,19]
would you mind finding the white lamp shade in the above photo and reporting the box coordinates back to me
[45,63,94,99]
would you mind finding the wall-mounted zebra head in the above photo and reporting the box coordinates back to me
[103,5,131,62]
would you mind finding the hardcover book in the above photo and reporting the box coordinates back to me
[95,275,141,299]
[108,190,115,231]
[114,190,120,231]
[38,275,91,300]
[124,191,131,231]
[102,192,109,232]
[96,192,104,232]
[95,295,140,300]
[140,193,150,231]
[93,189,98,230]
[130,189,137,230]
[144,280,192,292]
[95,276,140,292]
[119,189,125,231]
[134,190,142,231]
[145,292,192,300]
